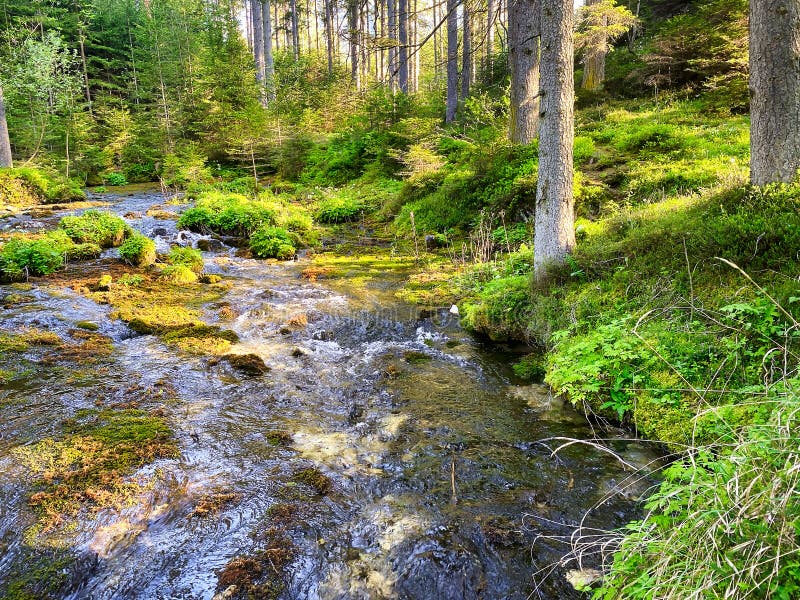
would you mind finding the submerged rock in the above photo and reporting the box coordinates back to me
[196,238,225,252]
[221,353,270,376]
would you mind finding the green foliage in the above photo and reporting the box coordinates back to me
[512,353,546,381]
[0,167,85,204]
[59,210,131,248]
[119,235,156,267]
[0,237,64,280]
[249,226,296,260]
[168,246,204,273]
[162,146,212,189]
[159,264,198,284]
[315,193,366,224]
[598,381,800,600]
[178,193,275,237]
[103,172,128,187]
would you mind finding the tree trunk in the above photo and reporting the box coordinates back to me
[263,0,274,96]
[750,0,800,185]
[388,0,397,89]
[325,0,334,74]
[78,27,93,117]
[445,0,459,121]
[398,0,409,92]
[291,0,300,59]
[508,0,540,143]
[580,0,605,90]
[486,0,495,74]
[461,2,472,99]
[534,0,575,280]
[349,0,360,85]
[252,0,266,89]
[0,86,12,168]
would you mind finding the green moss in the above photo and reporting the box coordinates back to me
[292,467,332,495]
[160,264,198,284]
[59,210,131,248]
[178,192,275,237]
[119,235,157,267]
[75,321,99,331]
[12,408,178,534]
[1,548,75,600]
[0,167,85,206]
[168,246,204,273]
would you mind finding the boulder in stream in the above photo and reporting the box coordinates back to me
[221,353,270,376]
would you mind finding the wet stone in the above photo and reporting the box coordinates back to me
[221,353,270,376]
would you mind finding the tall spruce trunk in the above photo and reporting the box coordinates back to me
[486,0,495,73]
[252,0,266,88]
[291,0,300,59]
[398,0,409,92]
[388,0,398,89]
[508,0,540,143]
[0,86,11,168]
[445,0,459,121]
[325,0,334,75]
[263,0,274,95]
[534,0,575,280]
[750,0,800,184]
[461,2,472,99]
[349,0,360,85]
[580,0,605,90]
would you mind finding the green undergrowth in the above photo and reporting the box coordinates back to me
[459,181,800,447]
[0,230,102,281]
[0,167,85,206]
[177,189,318,259]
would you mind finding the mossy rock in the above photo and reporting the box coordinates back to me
[403,350,431,364]
[198,273,222,284]
[266,430,293,446]
[119,235,156,267]
[75,321,99,331]
[221,353,270,376]
[162,325,239,343]
[160,264,198,284]
[292,467,332,495]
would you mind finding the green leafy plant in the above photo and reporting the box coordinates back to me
[104,172,128,187]
[59,210,131,248]
[119,235,156,267]
[168,247,204,273]
[249,226,296,260]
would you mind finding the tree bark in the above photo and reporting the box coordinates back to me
[486,0,495,73]
[349,0,360,85]
[325,0,334,74]
[534,0,575,279]
[750,0,800,185]
[291,0,300,59]
[0,86,12,168]
[252,0,266,89]
[263,0,274,97]
[580,0,605,90]
[445,0,459,121]
[388,0,398,89]
[398,0,409,92]
[461,2,472,99]
[508,0,540,143]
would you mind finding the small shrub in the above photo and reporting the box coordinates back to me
[119,235,156,267]
[0,238,64,280]
[104,172,128,187]
[178,193,275,237]
[59,210,131,248]
[315,194,366,224]
[249,226,296,260]
[168,246,204,273]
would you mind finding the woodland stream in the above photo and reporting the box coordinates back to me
[0,189,657,600]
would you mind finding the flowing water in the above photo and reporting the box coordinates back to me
[0,190,658,599]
